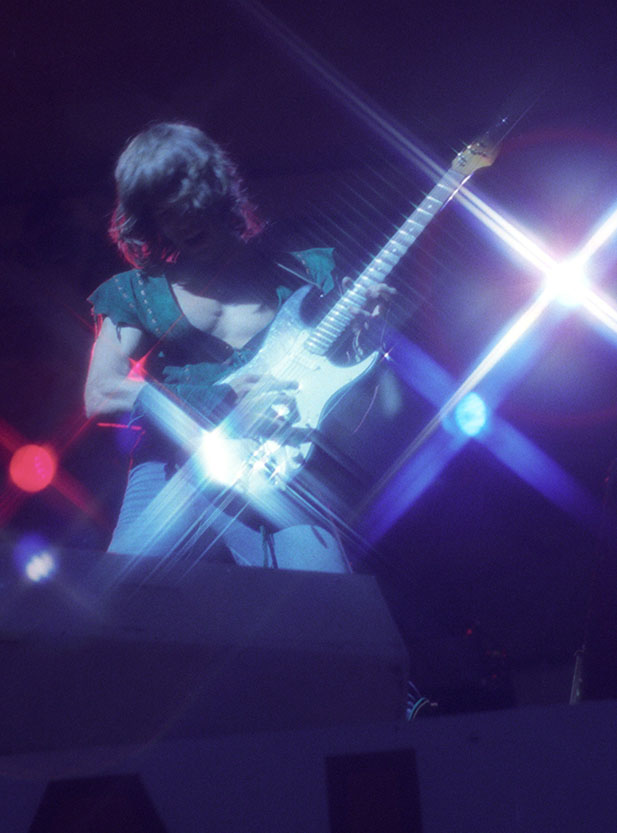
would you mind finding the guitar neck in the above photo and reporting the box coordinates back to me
[304,152,484,356]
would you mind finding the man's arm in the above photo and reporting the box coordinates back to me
[84,317,147,418]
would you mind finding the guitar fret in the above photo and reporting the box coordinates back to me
[365,266,388,280]
[331,311,354,323]
[305,337,329,354]
[375,253,398,267]
[394,233,414,246]
[318,321,342,335]
[346,291,369,304]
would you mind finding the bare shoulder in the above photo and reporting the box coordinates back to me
[94,316,146,358]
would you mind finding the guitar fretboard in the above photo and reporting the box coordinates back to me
[304,165,471,355]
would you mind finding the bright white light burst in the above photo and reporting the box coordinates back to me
[25,551,56,582]
[544,259,590,307]
[197,428,248,488]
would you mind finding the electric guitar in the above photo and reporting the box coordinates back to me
[149,132,499,496]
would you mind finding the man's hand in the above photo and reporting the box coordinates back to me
[342,277,397,323]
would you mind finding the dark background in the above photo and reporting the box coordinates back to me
[3,0,617,709]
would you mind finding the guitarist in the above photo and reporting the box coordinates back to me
[85,122,391,571]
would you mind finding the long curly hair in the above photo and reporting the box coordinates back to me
[109,122,264,268]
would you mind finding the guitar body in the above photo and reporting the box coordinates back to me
[222,286,378,480]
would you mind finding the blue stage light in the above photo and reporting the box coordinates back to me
[454,392,488,437]
[13,533,57,582]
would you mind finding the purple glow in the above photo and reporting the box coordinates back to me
[360,429,466,542]
[487,418,601,527]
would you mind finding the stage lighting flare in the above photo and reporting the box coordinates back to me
[544,260,589,306]
[25,551,56,582]
[197,428,247,488]
[9,444,58,492]
[196,429,289,498]
[454,392,488,437]
[13,533,57,582]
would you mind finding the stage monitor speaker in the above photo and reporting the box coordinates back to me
[0,548,408,755]
[3,703,616,833]
[27,774,167,833]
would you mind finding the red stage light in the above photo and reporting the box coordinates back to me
[9,444,58,493]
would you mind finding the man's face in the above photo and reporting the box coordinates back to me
[154,203,237,264]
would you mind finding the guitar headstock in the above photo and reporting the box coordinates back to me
[451,113,515,175]
[451,132,500,175]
